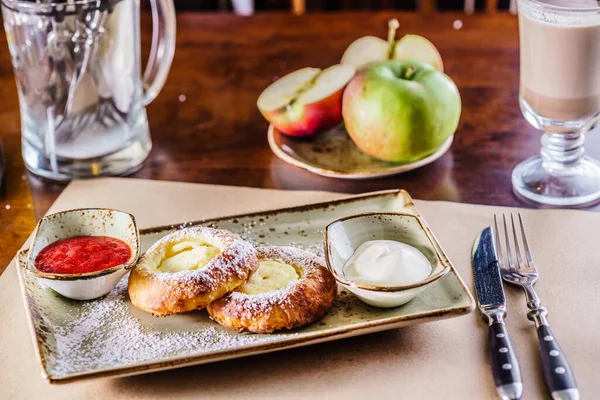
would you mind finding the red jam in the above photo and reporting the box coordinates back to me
[35,236,132,275]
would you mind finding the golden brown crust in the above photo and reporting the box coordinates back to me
[207,246,337,333]
[128,227,258,316]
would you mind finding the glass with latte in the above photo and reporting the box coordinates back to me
[514,0,600,206]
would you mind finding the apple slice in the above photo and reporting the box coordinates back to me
[393,34,444,72]
[341,20,444,72]
[341,19,399,70]
[257,64,356,137]
[340,36,389,70]
[295,64,355,105]
[256,68,320,113]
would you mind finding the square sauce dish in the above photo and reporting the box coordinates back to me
[18,208,140,301]
[324,212,450,308]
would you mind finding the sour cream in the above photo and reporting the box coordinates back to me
[343,240,432,286]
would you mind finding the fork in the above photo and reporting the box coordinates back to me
[494,214,579,400]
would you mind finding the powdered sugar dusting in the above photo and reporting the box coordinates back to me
[131,227,258,313]
[142,226,256,280]
[224,246,324,315]
[42,278,294,378]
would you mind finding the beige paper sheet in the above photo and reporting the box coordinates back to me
[0,178,598,399]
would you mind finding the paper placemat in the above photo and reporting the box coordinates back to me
[1,178,598,399]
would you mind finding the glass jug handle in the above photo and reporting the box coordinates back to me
[142,0,176,105]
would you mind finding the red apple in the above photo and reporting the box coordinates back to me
[257,64,356,137]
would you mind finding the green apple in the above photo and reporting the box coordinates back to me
[342,60,461,163]
[341,19,443,72]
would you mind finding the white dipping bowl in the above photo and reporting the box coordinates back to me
[19,208,140,301]
[324,213,450,308]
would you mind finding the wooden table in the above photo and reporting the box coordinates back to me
[1,11,597,271]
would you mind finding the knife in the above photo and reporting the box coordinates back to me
[472,227,523,400]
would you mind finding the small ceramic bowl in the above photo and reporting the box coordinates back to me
[324,212,450,308]
[18,208,140,301]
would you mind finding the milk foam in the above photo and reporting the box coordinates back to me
[520,0,600,27]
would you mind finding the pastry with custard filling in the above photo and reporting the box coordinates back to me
[128,227,258,316]
[207,246,337,333]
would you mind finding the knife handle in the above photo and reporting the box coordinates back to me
[536,324,579,400]
[489,322,523,400]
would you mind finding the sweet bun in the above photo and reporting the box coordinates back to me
[207,246,337,333]
[128,227,258,316]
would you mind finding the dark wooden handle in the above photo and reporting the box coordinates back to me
[537,324,578,398]
[489,322,523,399]
[489,323,522,385]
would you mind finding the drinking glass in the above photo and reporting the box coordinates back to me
[1,0,176,181]
[514,0,600,206]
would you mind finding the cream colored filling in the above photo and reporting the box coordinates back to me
[157,240,220,273]
[238,260,299,295]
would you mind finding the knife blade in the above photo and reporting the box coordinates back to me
[472,227,523,400]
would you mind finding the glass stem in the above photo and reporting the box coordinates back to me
[540,131,585,173]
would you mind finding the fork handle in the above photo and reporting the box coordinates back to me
[537,324,579,400]
[489,322,523,399]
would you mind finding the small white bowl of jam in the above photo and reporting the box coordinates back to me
[18,208,140,301]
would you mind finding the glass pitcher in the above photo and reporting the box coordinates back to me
[1,0,176,181]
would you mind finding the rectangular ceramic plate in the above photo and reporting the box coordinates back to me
[17,190,475,384]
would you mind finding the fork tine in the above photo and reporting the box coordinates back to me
[510,214,523,269]
[502,214,515,271]
[493,215,505,269]
[518,213,536,271]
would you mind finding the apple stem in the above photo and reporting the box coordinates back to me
[387,19,400,59]
[405,66,417,80]
[387,19,399,45]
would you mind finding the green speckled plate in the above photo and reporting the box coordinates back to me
[268,124,453,179]
[17,190,474,384]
